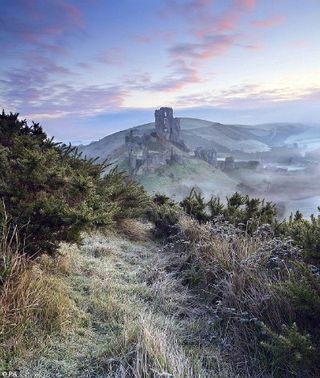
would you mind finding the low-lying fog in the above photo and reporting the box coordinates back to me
[222,144,320,219]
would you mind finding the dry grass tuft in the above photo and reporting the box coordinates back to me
[38,244,75,275]
[0,226,76,366]
[97,311,210,378]
[118,218,151,242]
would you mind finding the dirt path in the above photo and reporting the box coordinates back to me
[19,230,230,377]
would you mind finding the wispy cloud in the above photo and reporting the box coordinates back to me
[169,34,237,61]
[176,83,320,109]
[0,0,85,53]
[1,63,126,121]
[158,0,257,94]
[252,15,286,28]
[150,60,201,92]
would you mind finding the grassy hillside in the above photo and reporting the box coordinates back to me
[140,159,239,200]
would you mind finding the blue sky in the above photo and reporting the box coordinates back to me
[1,0,320,143]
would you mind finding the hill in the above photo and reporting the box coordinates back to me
[79,117,310,160]
[78,109,320,213]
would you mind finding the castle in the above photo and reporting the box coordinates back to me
[125,107,183,175]
[154,107,182,144]
[125,107,259,176]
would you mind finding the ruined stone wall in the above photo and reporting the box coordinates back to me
[195,147,217,165]
[154,107,181,144]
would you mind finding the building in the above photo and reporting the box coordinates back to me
[154,107,182,145]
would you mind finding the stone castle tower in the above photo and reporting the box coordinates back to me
[154,107,181,144]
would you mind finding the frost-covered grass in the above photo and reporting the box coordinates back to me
[15,224,230,377]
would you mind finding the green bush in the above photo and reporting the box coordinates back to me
[101,167,150,222]
[146,194,181,238]
[284,212,320,264]
[180,188,208,223]
[178,190,278,233]
[283,264,320,329]
[215,192,277,232]
[0,111,149,257]
[261,322,316,376]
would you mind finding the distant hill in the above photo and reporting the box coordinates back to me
[79,118,311,160]
[78,115,320,203]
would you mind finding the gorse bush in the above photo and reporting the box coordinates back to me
[283,263,320,329]
[179,188,278,233]
[261,322,316,376]
[0,111,149,257]
[146,193,182,238]
[180,188,208,223]
[284,212,320,264]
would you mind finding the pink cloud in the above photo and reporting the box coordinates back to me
[60,1,85,29]
[163,0,257,93]
[3,0,85,51]
[237,0,256,10]
[252,15,286,28]
[144,60,201,93]
[170,34,237,61]
[160,0,213,18]
[191,0,256,38]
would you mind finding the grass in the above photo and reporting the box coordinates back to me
[3,214,317,376]
[0,239,76,371]
[164,216,314,376]
[140,159,239,200]
[9,221,230,377]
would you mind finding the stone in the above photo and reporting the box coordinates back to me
[194,147,217,165]
[154,107,181,144]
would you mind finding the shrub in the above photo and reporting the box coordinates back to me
[178,189,278,233]
[180,188,208,222]
[146,195,182,238]
[101,167,150,222]
[284,212,320,264]
[0,111,149,257]
[282,263,320,332]
[214,192,277,233]
[261,323,316,376]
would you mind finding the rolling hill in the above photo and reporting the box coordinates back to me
[78,116,320,208]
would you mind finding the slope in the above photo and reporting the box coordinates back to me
[19,228,230,377]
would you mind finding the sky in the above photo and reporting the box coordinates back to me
[1,0,320,143]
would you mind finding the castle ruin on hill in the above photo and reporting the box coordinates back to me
[125,107,183,175]
[125,107,259,176]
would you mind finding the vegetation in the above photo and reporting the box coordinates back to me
[0,111,149,257]
[150,188,320,376]
[146,193,182,238]
[0,111,149,369]
[1,112,320,376]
